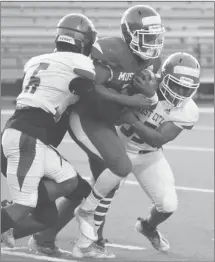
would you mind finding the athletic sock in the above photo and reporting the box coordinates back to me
[94,188,116,228]
[146,205,173,229]
[81,187,103,212]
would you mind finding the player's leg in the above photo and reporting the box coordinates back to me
[1,128,45,233]
[133,150,178,252]
[43,145,79,198]
[27,175,92,257]
[32,174,91,243]
[11,178,62,241]
[69,112,124,240]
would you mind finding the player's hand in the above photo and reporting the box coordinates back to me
[130,93,154,109]
[132,69,158,98]
[120,108,139,125]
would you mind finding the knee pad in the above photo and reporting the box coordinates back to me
[156,191,178,213]
[65,174,91,201]
[109,157,132,178]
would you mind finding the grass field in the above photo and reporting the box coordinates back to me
[1,103,214,262]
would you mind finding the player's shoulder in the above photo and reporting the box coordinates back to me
[25,52,95,81]
[181,98,199,120]
[170,98,199,129]
[91,37,128,66]
[53,52,94,69]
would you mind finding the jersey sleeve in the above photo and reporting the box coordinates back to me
[91,40,119,68]
[23,57,33,73]
[69,77,94,96]
[172,99,199,130]
[72,55,96,81]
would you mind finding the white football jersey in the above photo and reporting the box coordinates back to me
[17,52,95,121]
[118,98,199,153]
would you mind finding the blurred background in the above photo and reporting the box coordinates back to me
[1,1,214,102]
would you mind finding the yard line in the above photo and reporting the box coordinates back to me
[194,126,214,131]
[162,145,214,152]
[124,180,214,193]
[1,107,214,115]
[199,108,214,113]
[62,140,214,152]
[117,181,214,193]
[1,248,77,262]
[107,243,145,250]
[82,176,214,193]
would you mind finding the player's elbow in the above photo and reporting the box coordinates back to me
[150,135,173,148]
[147,137,165,148]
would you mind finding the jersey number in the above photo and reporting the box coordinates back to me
[24,62,49,94]
[120,121,157,144]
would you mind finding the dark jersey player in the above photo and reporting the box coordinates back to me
[73,4,165,253]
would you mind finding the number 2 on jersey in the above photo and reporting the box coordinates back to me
[120,121,157,144]
[24,62,49,94]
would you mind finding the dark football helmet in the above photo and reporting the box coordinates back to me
[159,52,201,107]
[121,5,165,60]
[55,13,97,56]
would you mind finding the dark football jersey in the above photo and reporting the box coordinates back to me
[91,36,161,92]
[90,36,162,123]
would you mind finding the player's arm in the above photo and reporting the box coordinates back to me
[69,67,96,106]
[121,110,182,148]
[94,61,156,109]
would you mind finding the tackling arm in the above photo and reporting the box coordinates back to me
[121,110,182,148]
[94,61,155,109]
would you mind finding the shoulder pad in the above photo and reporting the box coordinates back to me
[65,53,96,81]
[91,37,124,67]
[171,99,199,129]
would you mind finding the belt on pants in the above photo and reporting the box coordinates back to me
[138,147,163,154]
[138,150,153,154]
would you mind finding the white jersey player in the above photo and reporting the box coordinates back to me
[118,52,200,252]
[67,52,200,255]
[1,13,97,235]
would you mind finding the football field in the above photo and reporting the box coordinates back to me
[1,105,214,262]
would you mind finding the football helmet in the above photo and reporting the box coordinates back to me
[121,5,165,60]
[55,13,97,56]
[159,52,200,107]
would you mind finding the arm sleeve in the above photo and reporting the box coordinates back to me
[69,77,95,97]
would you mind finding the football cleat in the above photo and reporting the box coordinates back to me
[28,235,72,258]
[92,238,116,258]
[135,217,170,252]
[1,228,15,248]
[74,205,98,243]
[72,239,115,259]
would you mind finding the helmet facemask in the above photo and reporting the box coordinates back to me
[160,74,199,107]
[128,24,165,60]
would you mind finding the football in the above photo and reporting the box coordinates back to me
[129,69,159,97]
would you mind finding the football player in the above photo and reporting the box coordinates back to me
[73,4,165,249]
[1,13,97,237]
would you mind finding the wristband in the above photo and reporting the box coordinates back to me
[149,93,158,105]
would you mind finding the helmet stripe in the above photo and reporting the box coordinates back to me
[142,16,161,26]
[173,66,200,78]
